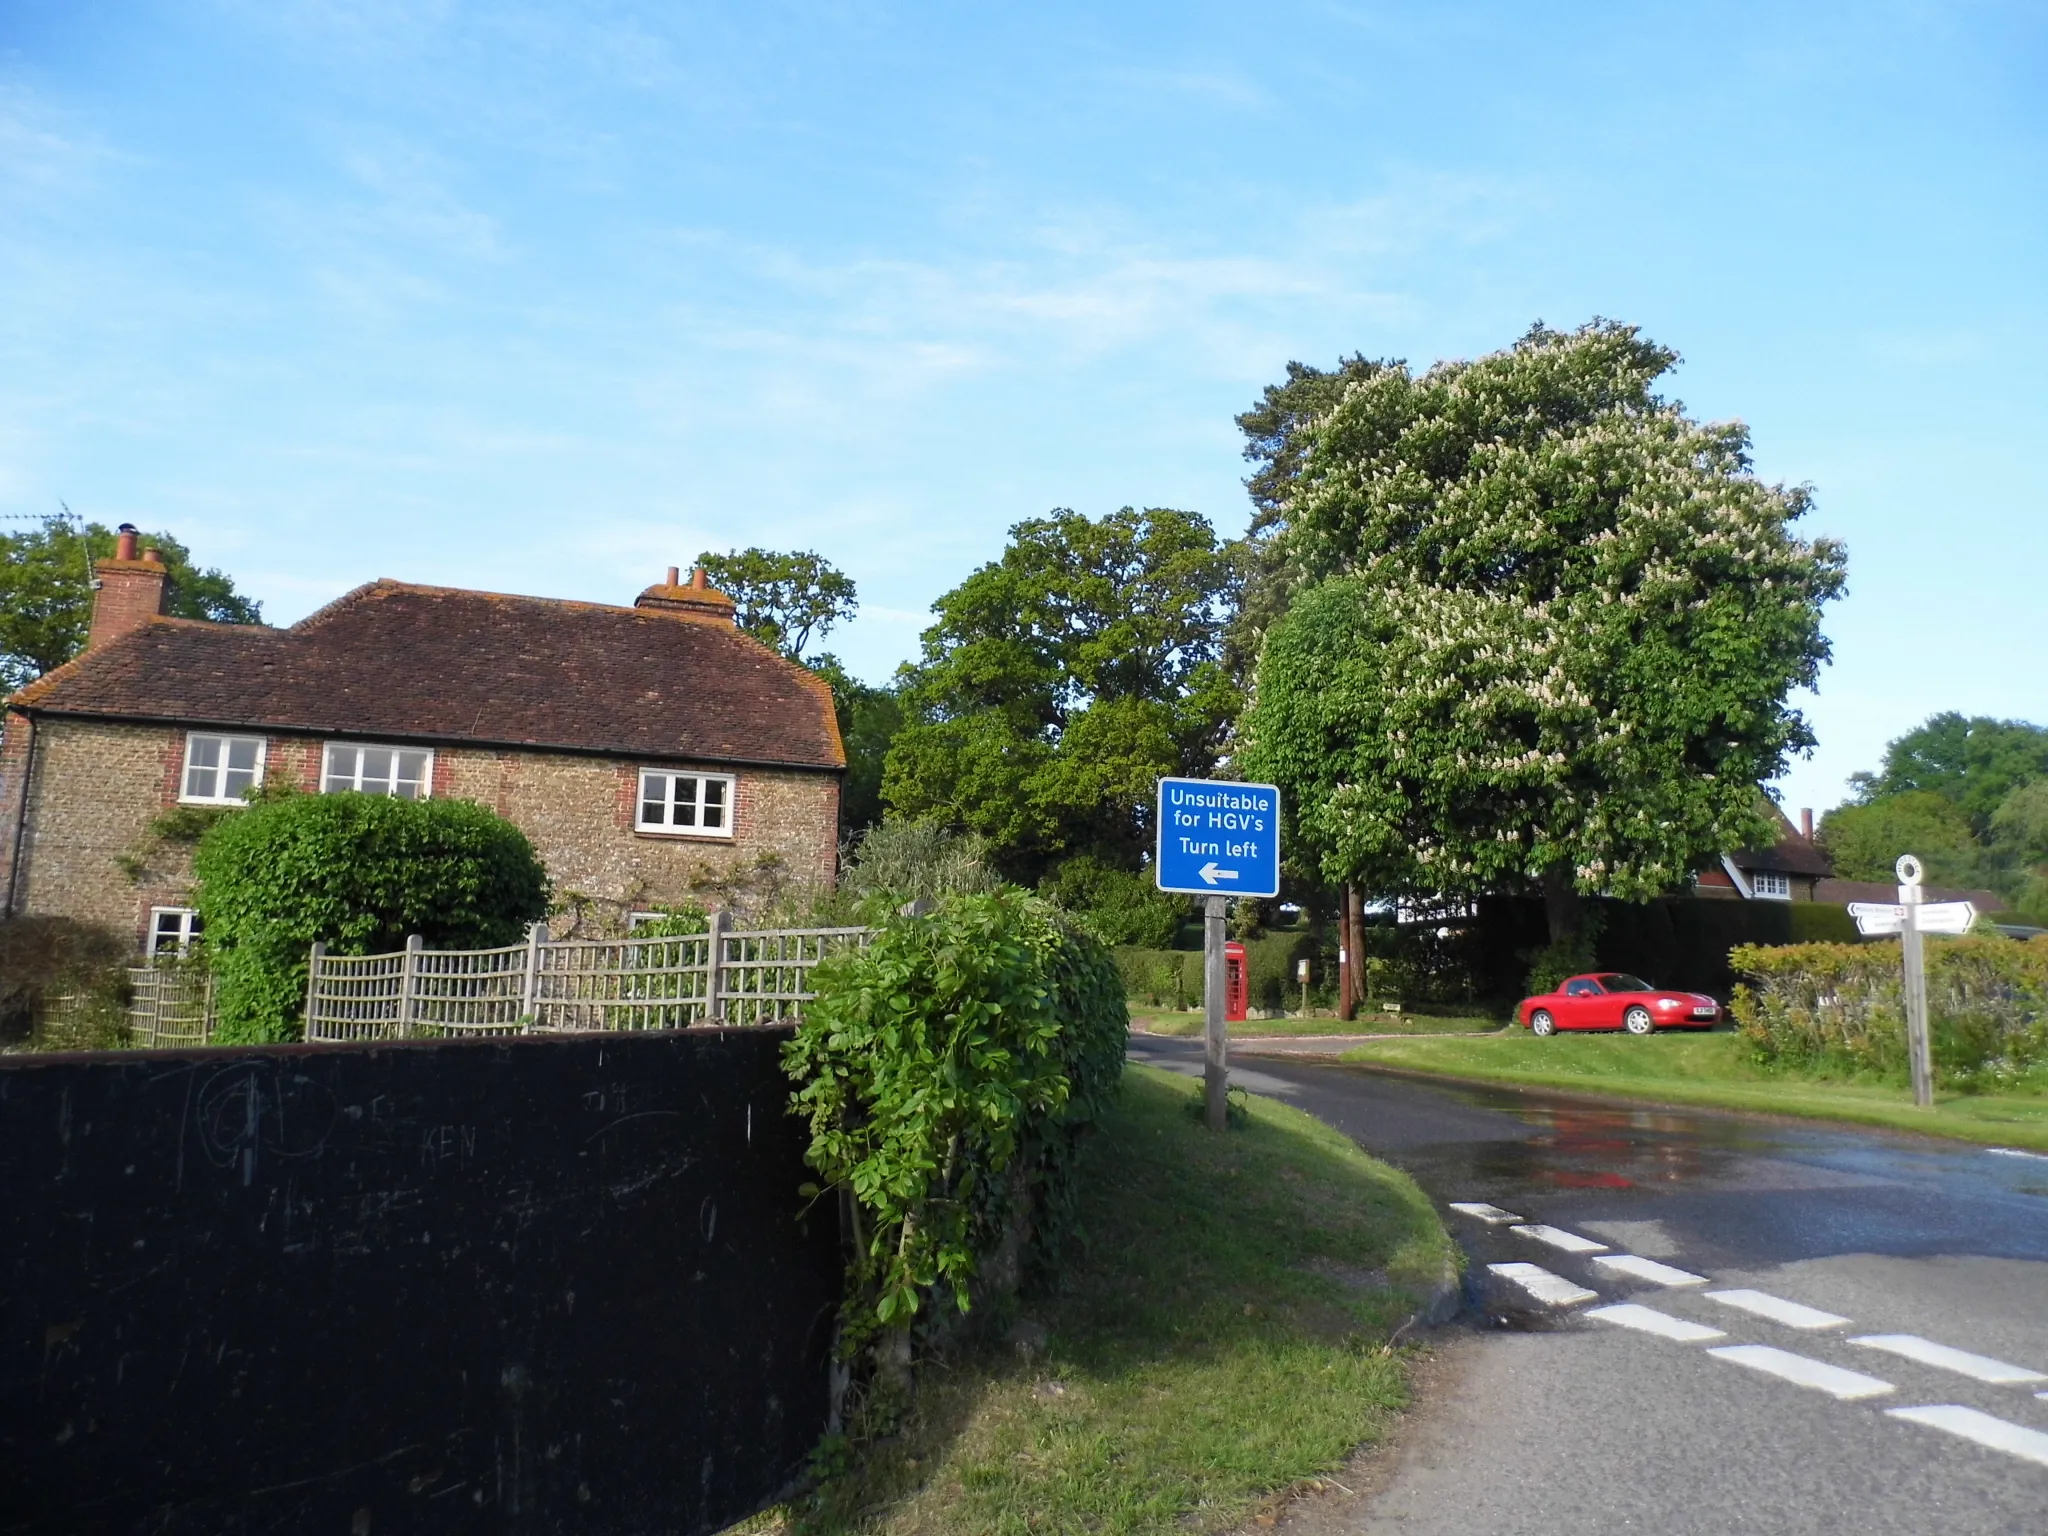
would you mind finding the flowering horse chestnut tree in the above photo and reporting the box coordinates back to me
[1241,321,1846,945]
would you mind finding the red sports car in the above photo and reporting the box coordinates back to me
[1517,973,1721,1036]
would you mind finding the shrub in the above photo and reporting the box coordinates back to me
[192,792,550,1043]
[783,889,1127,1359]
[1730,934,2048,1089]
[1113,945,1199,1009]
[1039,855,1188,948]
[0,916,131,1047]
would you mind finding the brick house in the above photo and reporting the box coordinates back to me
[1693,800,2004,912]
[0,532,845,954]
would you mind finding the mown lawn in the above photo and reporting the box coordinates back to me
[749,1064,1455,1536]
[1339,1030,2048,1151]
[1136,1011,1501,1038]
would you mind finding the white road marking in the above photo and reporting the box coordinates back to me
[1449,1201,1524,1224]
[1987,1146,2048,1162]
[1850,1335,2047,1386]
[1591,1254,1708,1287]
[1586,1303,1724,1342]
[1704,1289,1849,1330]
[1511,1224,1609,1254]
[1887,1405,2048,1469]
[1707,1344,1894,1400]
[1488,1262,1598,1307]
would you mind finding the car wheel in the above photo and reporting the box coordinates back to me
[1531,1009,1556,1037]
[1623,1006,1654,1036]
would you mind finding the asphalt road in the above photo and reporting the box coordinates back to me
[1126,1033,2048,1535]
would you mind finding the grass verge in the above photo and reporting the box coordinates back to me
[1339,1030,2048,1151]
[763,1063,1456,1536]
[1136,1011,1501,1038]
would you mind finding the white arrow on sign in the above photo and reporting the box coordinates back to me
[1197,862,1240,885]
[1848,901,1976,937]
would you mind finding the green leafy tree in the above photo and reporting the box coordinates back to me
[1990,781,2048,922]
[1816,790,1985,886]
[696,547,857,662]
[1240,321,1846,944]
[192,792,550,1043]
[1848,713,2048,828]
[809,657,904,835]
[0,515,263,692]
[882,507,1238,885]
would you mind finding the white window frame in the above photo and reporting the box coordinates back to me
[635,769,736,838]
[179,732,266,805]
[147,906,203,957]
[322,742,435,799]
[1750,870,1792,901]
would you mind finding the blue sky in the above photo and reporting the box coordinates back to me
[3,1,2043,816]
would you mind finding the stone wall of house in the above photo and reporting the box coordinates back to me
[8,718,190,946]
[7,718,841,949]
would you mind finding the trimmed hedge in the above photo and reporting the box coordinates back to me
[1731,934,2048,1088]
[785,890,1127,1355]
[192,792,551,1043]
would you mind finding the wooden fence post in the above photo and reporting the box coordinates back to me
[707,908,730,1025]
[400,933,423,1036]
[303,941,326,1039]
[520,920,546,1030]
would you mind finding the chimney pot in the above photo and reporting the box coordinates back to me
[666,566,680,587]
[690,565,709,590]
[115,528,139,561]
[142,546,163,565]
[1801,808,1814,840]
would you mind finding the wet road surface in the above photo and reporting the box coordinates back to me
[1127,1034,2048,1534]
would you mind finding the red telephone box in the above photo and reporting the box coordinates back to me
[1223,941,1249,1023]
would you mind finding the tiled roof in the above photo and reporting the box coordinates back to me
[7,581,845,772]
[1728,802,1834,877]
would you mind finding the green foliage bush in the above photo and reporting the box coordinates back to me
[1040,855,1188,947]
[783,890,1127,1354]
[192,792,550,1043]
[0,915,131,1047]
[1731,935,2048,1089]
[1114,945,1200,1009]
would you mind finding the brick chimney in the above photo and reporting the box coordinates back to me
[1801,808,1814,840]
[88,525,169,650]
[635,564,737,626]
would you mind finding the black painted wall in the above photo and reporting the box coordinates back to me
[0,1030,842,1535]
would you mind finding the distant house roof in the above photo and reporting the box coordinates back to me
[1727,802,1833,878]
[1814,878,2007,913]
[7,580,845,773]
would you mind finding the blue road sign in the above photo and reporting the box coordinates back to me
[1155,777,1282,898]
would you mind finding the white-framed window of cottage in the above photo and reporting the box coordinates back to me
[180,732,266,804]
[323,742,434,798]
[148,906,203,956]
[636,769,736,838]
[1751,870,1792,901]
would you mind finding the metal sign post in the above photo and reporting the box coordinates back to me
[1156,778,1282,1131]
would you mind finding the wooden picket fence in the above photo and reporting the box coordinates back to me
[302,916,871,1043]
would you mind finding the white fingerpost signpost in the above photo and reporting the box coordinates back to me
[1155,777,1282,1132]
[1848,855,1974,1109]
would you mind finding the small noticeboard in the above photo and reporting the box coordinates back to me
[1155,778,1281,898]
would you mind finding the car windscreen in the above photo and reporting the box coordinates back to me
[1600,974,1655,993]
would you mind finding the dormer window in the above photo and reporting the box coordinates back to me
[180,733,265,804]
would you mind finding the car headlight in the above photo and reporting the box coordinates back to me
[1654,997,1685,1009]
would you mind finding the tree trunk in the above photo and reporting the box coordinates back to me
[1542,863,1581,946]
[1337,885,1357,1022]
